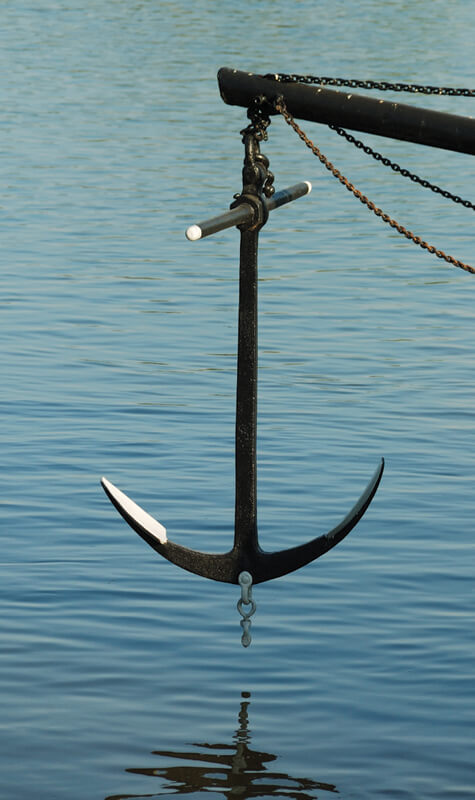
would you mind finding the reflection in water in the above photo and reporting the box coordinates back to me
[106,693,337,799]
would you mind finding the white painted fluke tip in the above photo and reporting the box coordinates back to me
[101,477,167,544]
[186,224,202,241]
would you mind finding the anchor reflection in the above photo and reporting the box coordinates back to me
[105,692,338,799]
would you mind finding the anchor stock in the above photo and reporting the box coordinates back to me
[185,181,312,241]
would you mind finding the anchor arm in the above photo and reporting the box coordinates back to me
[245,457,384,584]
[101,477,243,583]
[101,457,383,586]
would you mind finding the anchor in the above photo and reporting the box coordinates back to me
[101,99,384,644]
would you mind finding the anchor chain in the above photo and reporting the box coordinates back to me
[274,98,475,275]
[329,125,475,212]
[237,572,256,648]
[267,73,475,96]
[241,94,273,142]
[239,96,275,201]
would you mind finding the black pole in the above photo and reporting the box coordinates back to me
[234,226,259,556]
[218,68,475,156]
[231,124,272,561]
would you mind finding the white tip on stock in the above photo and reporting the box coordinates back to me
[185,224,202,241]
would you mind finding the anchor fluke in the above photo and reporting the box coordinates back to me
[101,477,167,544]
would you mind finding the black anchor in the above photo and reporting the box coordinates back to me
[101,103,383,632]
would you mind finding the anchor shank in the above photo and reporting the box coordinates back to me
[234,225,259,554]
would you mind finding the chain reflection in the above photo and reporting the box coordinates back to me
[105,692,338,800]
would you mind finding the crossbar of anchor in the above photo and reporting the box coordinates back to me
[186,181,312,241]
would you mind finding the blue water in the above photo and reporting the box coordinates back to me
[1,2,475,798]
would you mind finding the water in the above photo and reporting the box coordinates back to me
[1,2,475,798]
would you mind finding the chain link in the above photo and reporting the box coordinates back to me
[274,99,475,275]
[237,572,256,648]
[241,94,273,141]
[329,125,475,211]
[267,73,475,97]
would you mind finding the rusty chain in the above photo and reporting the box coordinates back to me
[273,99,475,275]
